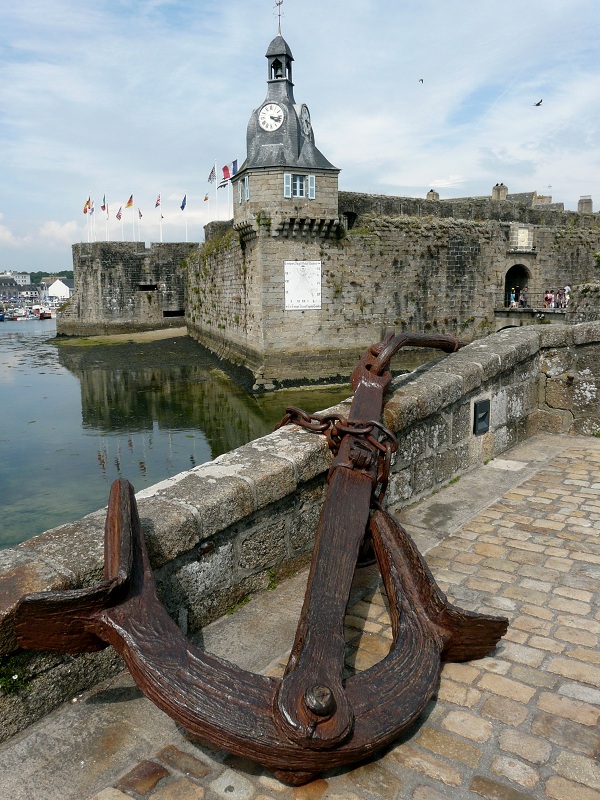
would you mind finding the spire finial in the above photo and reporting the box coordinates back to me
[275,0,283,34]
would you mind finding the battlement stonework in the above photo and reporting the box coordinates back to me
[338,190,599,228]
[58,241,197,337]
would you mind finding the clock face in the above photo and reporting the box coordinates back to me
[300,105,312,136]
[258,103,284,131]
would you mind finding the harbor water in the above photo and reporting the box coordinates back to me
[0,320,352,549]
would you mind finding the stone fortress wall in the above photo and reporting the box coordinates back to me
[185,193,600,383]
[58,193,600,386]
[59,241,197,337]
[3,320,600,741]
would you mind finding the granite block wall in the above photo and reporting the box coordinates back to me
[187,210,600,382]
[338,190,600,229]
[59,242,197,336]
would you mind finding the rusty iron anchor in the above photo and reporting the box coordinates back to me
[12,332,508,786]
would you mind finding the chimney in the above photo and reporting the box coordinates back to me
[492,183,508,202]
[578,196,593,214]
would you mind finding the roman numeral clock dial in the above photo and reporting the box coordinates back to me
[258,103,284,131]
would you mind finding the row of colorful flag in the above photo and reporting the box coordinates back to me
[82,160,239,219]
[83,193,186,219]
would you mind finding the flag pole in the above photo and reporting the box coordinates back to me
[159,193,163,243]
[132,194,135,242]
[185,195,188,242]
[214,160,218,209]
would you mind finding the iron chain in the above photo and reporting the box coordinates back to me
[275,407,397,506]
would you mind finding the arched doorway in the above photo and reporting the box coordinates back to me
[504,264,530,307]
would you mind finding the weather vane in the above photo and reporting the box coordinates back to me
[275,0,284,34]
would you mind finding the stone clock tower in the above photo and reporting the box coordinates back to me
[233,32,340,239]
[189,27,346,388]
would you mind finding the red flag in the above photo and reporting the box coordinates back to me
[155,194,161,208]
[83,197,91,214]
[125,195,133,208]
[116,207,122,221]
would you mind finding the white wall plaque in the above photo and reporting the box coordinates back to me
[284,261,322,310]
[517,227,531,248]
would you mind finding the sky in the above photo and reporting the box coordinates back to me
[0,0,599,273]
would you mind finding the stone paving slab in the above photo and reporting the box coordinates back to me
[0,433,599,800]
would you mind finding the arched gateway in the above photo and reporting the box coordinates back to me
[504,264,531,307]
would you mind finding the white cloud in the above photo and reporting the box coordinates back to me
[430,176,467,190]
[0,214,20,248]
[38,220,79,247]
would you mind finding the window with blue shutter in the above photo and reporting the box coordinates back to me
[238,179,242,204]
[308,174,316,199]
[292,175,306,197]
[244,175,250,201]
[284,173,292,198]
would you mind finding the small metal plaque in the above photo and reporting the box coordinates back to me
[473,399,491,435]
[284,261,322,310]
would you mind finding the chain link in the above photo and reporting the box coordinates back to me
[275,407,398,506]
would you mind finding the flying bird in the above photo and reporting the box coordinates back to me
[419,78,424,83]
[534,99,542,106]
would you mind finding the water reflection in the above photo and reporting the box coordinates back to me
[68,363,278,454]
[1,323,351,548]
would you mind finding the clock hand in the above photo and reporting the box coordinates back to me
[270,115,282,122]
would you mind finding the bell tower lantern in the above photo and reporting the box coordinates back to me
[268,35,293,86]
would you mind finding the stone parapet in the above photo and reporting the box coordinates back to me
[339,190,600,229]
[2,323,600,740]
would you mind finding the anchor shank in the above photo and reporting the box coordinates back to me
[276,440,376,748]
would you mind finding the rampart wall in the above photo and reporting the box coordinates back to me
[58,242,197,336]
[338,191,600,229]
[187,206,600,383]
[60,196,600,384]
[2,322,600,741]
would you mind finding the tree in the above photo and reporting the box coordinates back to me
[30,271,74,285]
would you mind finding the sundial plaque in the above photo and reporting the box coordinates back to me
[284,260,322,310]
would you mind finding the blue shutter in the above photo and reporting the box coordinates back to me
[284,173,292,199]
[244,175,250,200]
[238,179,242,204]
[308,174,316,199]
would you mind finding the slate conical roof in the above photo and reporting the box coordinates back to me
[266,35,294,60]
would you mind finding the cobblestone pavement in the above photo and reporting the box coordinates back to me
[1,434,599,800]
